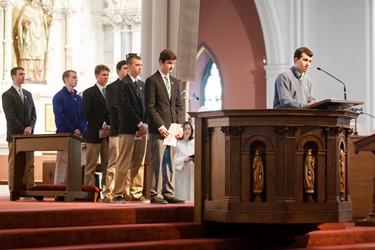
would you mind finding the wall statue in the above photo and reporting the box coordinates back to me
[14,0,52,82]
[304,149,315,193]
[339,148,346,200]
[253,150,264,193]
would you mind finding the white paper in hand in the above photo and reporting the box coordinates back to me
[163,123,181,147]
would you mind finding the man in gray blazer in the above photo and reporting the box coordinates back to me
[145,49,184,204]
[2,67,37,193]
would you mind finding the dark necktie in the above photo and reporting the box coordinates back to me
[134,80,140,97]
[102,88,106,99]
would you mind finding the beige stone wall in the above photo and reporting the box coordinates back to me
[0,154,56,184]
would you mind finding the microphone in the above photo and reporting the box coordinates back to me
[192,91,200,100]
[317,67,347,100]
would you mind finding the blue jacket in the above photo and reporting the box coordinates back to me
[53,87,86,135]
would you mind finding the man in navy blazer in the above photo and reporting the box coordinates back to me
[145,49,184,204]
[112,54,148,203]
[2,67,37,193]
[103,60,128,202]
[82,65,110,191]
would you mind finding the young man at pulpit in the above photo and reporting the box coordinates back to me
[273,47,317,108]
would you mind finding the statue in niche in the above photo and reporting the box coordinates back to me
[253,150,264,193]
[339,149,346,200]
[304,149,315,193]
[14,0,52,82]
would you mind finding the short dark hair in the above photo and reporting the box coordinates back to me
[62,70,76,82]
[126,55,141,65]
[180,121,194,141]
[159,49,177,63]
[94,64,110,75]
[116,60,127,71]
[10,67,24,77]
[294,47,313,59]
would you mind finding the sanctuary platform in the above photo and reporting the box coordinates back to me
[1,193,375,249]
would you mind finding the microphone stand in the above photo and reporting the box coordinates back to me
[350,108,375,135]
[317,67,347,100]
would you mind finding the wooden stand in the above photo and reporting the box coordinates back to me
[307,99,364,110]
[354,134,375,226]
[11,133,87,201]
[191,107,360,225]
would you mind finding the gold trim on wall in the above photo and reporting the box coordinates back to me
[45,104,56,132]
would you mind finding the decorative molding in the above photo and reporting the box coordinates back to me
[204,127,213,141]
[102,8,141,27]
[324,127,343,136]
[221,126,243,137]
[346,128,354,136]
[0,0,16,9]
[273,126,299,136]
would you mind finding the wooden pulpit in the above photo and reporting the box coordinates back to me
[190,104,361,226]
[354,134,375,226]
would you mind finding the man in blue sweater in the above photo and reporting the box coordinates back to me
[53,70,87,185]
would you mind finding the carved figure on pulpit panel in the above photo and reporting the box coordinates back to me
[339,149,346,200]
[304,149,315,193]
[253,150,264,193]
[15,0,52,82]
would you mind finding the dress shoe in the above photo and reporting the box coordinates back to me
[131,195,149,203]
[150,198,168,204]
[112,196,127,204]
[34,196,44,201]
[102,196,112,203]
[164,197,185,204]
[54,196,64,201]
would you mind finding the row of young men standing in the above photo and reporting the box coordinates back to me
[2,49,185,204]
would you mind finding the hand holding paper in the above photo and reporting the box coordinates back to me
[163,123,182,146]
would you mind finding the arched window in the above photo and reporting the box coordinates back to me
[202,60,222,110]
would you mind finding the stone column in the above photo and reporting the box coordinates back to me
[0,1,5,82]
[63,7,76,70]
[0,0,15,82]
[264,64,288,108]
[103,0,139,75]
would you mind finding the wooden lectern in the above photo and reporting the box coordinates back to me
[307,99,363,110]
[11,133,86,201]
[354,134,375,226]
[190,100,363,228]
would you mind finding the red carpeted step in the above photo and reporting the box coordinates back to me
[0,223,207,249]
[1,205,194,229]
[12,238,256,250]
[292,242,375,250]
[282,223,375,249]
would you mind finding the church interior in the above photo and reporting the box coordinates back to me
[1,0,375,249]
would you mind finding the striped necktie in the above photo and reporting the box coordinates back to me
[164,76,171,98]
[19,88,24,102]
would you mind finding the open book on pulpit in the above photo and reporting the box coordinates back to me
[306,99,364,110]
